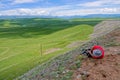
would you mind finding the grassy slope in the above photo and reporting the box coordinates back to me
[0,18,102,80]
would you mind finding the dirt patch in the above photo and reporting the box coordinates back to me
[45,48,61,54]
[72,47,120,80]
[105,46,120,55]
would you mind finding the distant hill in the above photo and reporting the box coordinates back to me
[62,14,120,18]
[0,14,120,19]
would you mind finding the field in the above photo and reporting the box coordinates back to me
[0,18,102,80]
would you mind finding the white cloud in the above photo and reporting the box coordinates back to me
[0,7,120,16]
[12,0,38,4]
[100,8,120,13]
[0,8,48,16]
[79,0,120,7]
[79,1,104,7]
[0,0,120,16]
[53,8,120,16]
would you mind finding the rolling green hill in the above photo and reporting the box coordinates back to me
[0,18,102,80]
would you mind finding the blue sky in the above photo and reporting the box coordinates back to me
[0,0,120,16]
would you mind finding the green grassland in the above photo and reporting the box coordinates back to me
[0,18,102,80]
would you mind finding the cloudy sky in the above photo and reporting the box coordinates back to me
[0,0,120,16]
